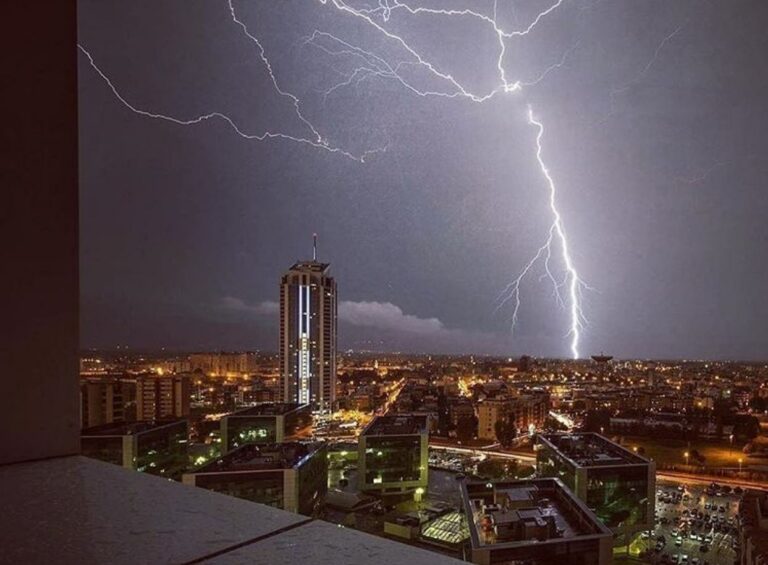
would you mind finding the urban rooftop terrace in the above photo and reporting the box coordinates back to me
[461,478,612,548]
[539,432,650,467]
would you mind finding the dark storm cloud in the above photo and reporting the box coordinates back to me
[78,1,768,359]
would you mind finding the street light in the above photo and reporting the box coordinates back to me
[684,451,689,466]
[738,458,743,472]
[729,434,734,456]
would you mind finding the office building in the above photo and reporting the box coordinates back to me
[221,403,312,453]
[81,419,189,480]
[537,432,656,544]
[182,442,328,516]
[279,239,337,412]
[358,414,428,496]
[461,478,613,565]
[136,373,191,421]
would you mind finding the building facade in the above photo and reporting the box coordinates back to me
[136,374,191,421]
[221,403,312,453]
[80,376,136,428]
[358,415,429,496]
[279,256,337,412]
[537,432,656,546]
[81,419,189,480]
[189,352,257,377]
[477,393,550,441]
[182,442,328,515]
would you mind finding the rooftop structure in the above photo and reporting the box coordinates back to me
[194,442,316,473]
[460,478,612,565]
[591,354,614,363]
[227,402,306,416]
[538,432,648,468]
[362,414,428,437]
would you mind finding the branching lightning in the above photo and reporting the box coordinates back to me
[79,0,594,358]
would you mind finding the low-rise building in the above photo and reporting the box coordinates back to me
[81,419,189,480]
[358,414,428,497]
[221,402,312,453]
[182,442,327,515]
[461,478,613,564]
[537,432,655,545]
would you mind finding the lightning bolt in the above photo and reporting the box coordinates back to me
[77,0,384,162]
[527,107,588,358]
[79,0,591,358]
[311,0,589,358]
[602,22,687,124]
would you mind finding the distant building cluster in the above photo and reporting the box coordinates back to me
[76,251,768,564]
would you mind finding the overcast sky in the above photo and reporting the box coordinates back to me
[78,1,768,359]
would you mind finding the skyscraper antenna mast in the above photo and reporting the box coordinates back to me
[313,233,317,261]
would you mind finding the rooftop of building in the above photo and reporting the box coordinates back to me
[288,260,331,274]
[363,414,428,436]
[461,478,612,549]
[538,432,650,467]
[739,489,768,560]
[227,402,308,417]
[81,419,185,437]
[191,442,319,474]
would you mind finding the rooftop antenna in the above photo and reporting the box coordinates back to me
[313,233,317,261]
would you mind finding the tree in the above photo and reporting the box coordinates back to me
[689,449,706,466]
[583,409,612,433]
[456,414,478,442]
[494,413,517,448]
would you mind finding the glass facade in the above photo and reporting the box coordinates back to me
[363,435,422,485]
[585,465,650,529]
[284,406,312,438]
[536,442,577,493]
[296,444,329,515]
[194,470,285,509]
[81,435,123,466]
[226,416,278,451]
[134,421,189,480]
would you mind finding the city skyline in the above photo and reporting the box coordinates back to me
[79,1,768,360]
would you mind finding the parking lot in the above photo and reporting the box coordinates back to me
[640,480,741,564]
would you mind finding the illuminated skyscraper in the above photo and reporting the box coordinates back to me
[279,237,337,412]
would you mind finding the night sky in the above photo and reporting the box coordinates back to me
[78,1,768,359]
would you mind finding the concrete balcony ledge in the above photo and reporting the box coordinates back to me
[0,456,462,564]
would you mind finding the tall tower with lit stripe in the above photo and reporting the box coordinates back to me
[279,236,337,412]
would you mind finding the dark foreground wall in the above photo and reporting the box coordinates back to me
[0,2,79,464]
